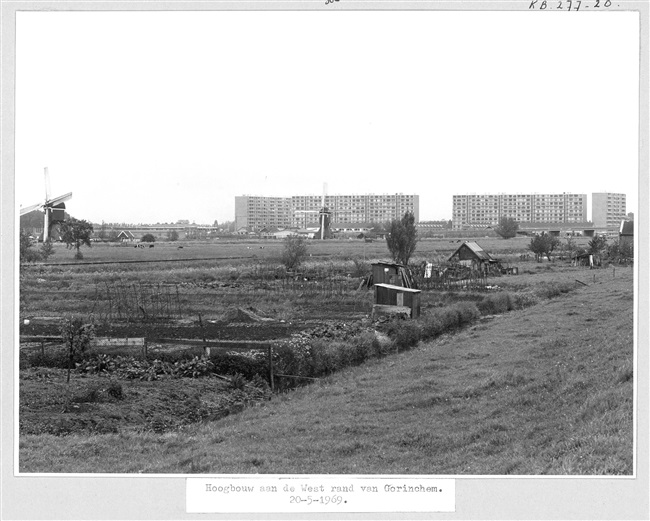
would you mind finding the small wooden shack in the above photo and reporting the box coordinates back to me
[448,241,498,274]
[373,283,421,318]
[371,262,416,288]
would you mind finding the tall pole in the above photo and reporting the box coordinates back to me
[43,167,50,242]
[321,182,327,240]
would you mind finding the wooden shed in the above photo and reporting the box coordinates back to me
[448,241,498,274]
[373,283,421,318]
[371,262,416,288]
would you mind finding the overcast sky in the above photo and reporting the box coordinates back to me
[15,10,640,225]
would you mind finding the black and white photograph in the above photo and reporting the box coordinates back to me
[2,3,648,519]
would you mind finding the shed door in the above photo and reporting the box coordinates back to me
[396,293,404,307]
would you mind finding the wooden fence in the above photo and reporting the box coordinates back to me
[19,334,318,392]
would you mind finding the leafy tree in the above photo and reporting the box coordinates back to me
[20,229,41,263]
[528,233,561,262]
[60,315,95,383]
[608,239,634,262]
[108,230,120,242]
[167,230,179,242]
[561,235,579,260]
[39,240,55,261]
[386,211,418,265]
[59,218,94,260]
[141,233,156,243]
[281,235,308,270]
[588,235,608,256]
[494,217,519,239]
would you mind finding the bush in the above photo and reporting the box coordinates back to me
[210,352,268,380]
[350,331,381,365]
[106,381,124,400]
[228,373,248,390]
[309,338,344,375]
[281,236,308,270]
[420,303,480,340]
[477,292,515,315]
[534,282,574,300]
[350,257,371,278]
[395,322,421,350]
[26,348,70,369]
[174,356,214,378]
[513,291,539,309]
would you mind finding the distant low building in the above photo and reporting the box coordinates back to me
[116,230,136,242]
[332,223,373,236]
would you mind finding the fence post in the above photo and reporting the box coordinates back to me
[268,345,274,392]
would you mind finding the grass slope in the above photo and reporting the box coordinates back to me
[19,271,634,474]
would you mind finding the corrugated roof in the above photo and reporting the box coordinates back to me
[449,241,494,261]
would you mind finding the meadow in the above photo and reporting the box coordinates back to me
[17,235,635,474]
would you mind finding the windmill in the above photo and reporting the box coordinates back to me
[293,183,334,239]
[19,168,72,242]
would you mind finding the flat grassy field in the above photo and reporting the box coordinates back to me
[19,266,634,474]
[27,236,595,265]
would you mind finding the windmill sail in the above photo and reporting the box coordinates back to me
[19,168,72,241]
[19,203,43,216]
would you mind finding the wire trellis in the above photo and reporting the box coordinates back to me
[93,282,182,322]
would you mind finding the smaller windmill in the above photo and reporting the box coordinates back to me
[293,183,334,240]
[19,167,72,242]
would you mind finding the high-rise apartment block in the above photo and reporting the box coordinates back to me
[592,192,627,229]
[234,196,292,230]
[452,193,588,230]
[235,194,419,231]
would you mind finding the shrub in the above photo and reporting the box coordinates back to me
[106,381,124,400]
[513,291,539,309]
[26,348,70,369]
[477,292,515,315]
[420,313,446,339]
[174,356,214,378]
[534,282,574,300]
[281,236,308,270]
[350,331,380,365]
[309,338,341,375]
[420,303,480,340]
[228,373,248,390]
[456,302,481,323]
[210,352,267,379]
[350,257,371,278]
[385,320,421,350]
